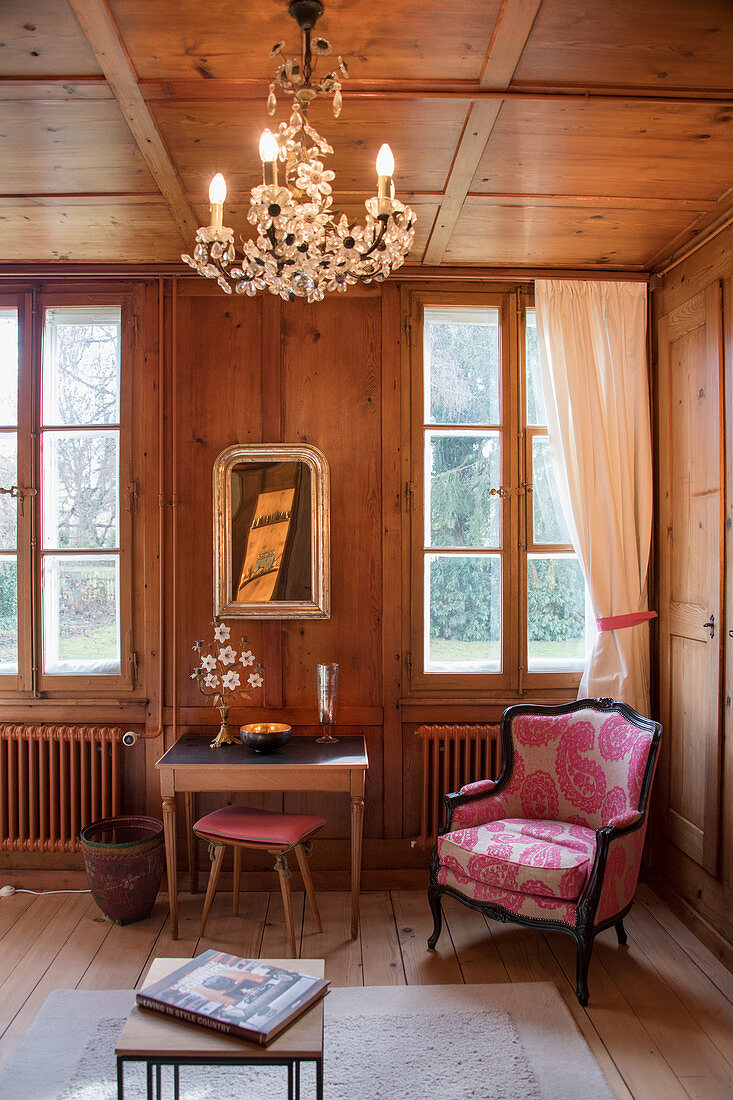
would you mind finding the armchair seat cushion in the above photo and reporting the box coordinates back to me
[437,818,596,902]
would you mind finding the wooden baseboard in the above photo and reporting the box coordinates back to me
[0,865,430,894]
[647,869,733,973]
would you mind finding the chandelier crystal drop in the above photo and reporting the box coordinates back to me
[181,0,416,302]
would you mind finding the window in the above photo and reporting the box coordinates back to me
[0,294,134,696]
[406,289,589,694]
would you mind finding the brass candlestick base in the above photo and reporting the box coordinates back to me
[210,704,238,748]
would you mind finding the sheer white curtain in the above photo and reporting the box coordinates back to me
[534,280,654,715]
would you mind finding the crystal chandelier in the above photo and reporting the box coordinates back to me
[182,0,416,302]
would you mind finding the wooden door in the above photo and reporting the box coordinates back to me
[658,282,724,874]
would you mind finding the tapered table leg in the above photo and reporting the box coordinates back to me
[350,770,365,939]
[162,793,179,939]
[184,791,198,893]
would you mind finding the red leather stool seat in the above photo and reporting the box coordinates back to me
[194,804,326,847]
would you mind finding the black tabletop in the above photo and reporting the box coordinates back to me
[156,732,368,769]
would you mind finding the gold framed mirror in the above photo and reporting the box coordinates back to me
[213,443,330,619]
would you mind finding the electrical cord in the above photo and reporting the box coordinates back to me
[0,885,90,897]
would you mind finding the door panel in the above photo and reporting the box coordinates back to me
[658,282,723,875]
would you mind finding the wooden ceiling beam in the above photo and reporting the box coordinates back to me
[423,0,543,266]
[66,0,198,243]
[0,262,650,281]
[0,192,714,212]
[2,76,729,108]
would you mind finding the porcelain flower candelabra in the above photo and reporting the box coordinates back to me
[191,622,264,748]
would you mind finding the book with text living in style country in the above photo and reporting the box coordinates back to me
[135,950,329,1045]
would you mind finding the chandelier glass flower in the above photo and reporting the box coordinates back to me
[182,0,416,302]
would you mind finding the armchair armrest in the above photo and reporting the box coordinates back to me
[443,779,501,832]
[577,810,648,929]
[606,810,642,831]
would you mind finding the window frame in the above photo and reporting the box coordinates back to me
[0,289,137,699]
[404,286,584,699]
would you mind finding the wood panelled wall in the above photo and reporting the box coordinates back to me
[146,279,413,884]
[652,224,733,962]
[1,274,495,885]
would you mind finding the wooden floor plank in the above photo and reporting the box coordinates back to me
[441,897,510,985]
[76,897,169,990]
[0,892,35,943]
[259,890,305,960]
[594,925,733,1086]
[392,889,463,984]
[0,896,110,1071]
[0,893,68,983]
[359,890,405,986]
[141,893,202,977]
[199,889,269,960]
[301,890,364,988]
[679,1076,733,1100]
[549,927,690,1100]
[636,885,733,1006]
[0,884,730,1100]
[624,903,733,1070]
[0,894,92,1036]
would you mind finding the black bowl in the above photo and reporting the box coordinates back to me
[240,723,292,754]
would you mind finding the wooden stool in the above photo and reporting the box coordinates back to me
[193,804,325,957]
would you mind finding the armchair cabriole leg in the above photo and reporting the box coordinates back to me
[427,887,443,949]
[615,919,628,946]
[575,932,593,1007]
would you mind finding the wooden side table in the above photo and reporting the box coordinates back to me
[116,957,324,1100]
[156,734,369,940]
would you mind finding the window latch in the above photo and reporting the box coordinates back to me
[489,484,533,499]
[0,484,37,517]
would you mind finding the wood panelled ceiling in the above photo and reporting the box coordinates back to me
[0,0,732,271]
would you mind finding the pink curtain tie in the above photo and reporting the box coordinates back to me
[595,610,657,631]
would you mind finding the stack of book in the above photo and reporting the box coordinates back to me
[136,950,329,1046]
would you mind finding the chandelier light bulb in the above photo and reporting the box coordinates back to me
[376,143,395,178]
[208,173,227,205]
[208,173,227,230]
[259,129,279,163]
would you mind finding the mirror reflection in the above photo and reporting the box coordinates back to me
[214,444,330,619]
[231,461,312,603]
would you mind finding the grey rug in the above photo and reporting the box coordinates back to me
[0,984,614,1099]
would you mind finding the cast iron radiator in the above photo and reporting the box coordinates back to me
[415,723,500,850]
[0,724,122,851]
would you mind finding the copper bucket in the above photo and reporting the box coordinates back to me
[80,816,164,925]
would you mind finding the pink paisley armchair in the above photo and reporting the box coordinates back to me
[428,698,661,1005]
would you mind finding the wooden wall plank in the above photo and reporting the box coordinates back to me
[380,281,404,838]
[279,296,382,710]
